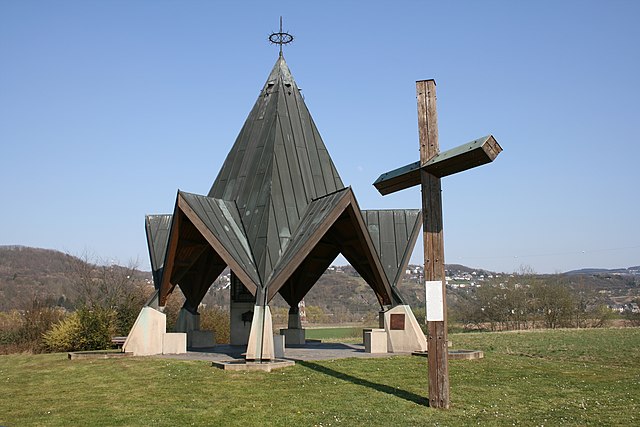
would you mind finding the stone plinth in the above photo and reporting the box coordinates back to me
[280,328,306,345]
[189,330,215,348]
[212,359,295,372]
[123,306,187,356]
[230,301,254,345]
[383,305,427,353]
[273,334,285,358]
[175,308,215,349]
[364,328,388,353]
[163,332,187,354]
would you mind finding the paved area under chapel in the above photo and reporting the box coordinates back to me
[158,341,410,363]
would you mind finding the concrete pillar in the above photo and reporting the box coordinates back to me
[176,307,200,332]
[288,305,302,329]
[280,305,305,345]
[229,273,256,345]
[246,305,275,361]
[175,307,215,349]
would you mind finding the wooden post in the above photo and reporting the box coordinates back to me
[374,80,501,409]
[417,79,450,409]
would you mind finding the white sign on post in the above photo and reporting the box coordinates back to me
[425,280,444,321]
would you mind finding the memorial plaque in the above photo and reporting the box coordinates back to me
[390,313,406,330]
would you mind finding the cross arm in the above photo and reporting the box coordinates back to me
[373,135,502,195]
[372,160,421,196]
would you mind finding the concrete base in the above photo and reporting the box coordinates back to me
[163,332,187,354]
[383,305,427,353]
[175,308,216,348]
[364,328,388,353]
[273,334,285,358]
[188,330,215,348]
[68,351,133,360]
[230,301,254,345]
[123,306,187,356]
[176,308,200,332]
[246,305,274,361]
[212,359,295,372]
[280,328,306,345]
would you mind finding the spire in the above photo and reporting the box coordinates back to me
[268,16,294,57]
[209,55,344,283]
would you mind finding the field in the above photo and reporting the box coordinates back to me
[1,328,639,426]
[304,326,363,341]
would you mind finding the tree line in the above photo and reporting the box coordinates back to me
[447,269,639,331]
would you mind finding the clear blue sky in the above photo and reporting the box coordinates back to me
[1,0,638,274]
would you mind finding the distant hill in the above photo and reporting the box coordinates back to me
[0,246,149,311]
[445,264,496,276]
[0,246,79,310]
[1,245,638,316]
[565,266,640,276]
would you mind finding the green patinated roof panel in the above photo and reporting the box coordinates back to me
[179,191,261,286]
[145,214,172,289]
[207,56,345,284]
[268,188,350,284]
[362,209,421,287]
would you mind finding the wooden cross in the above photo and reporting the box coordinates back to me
[373,79,502,409]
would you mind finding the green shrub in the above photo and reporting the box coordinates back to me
[43,307,115,352]
[42,312,82,352]
[200,306,230,344]
[0,306,65,354]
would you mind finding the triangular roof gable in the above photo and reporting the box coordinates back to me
[362,209,422,288]
[266,188,351,289]
[158,191,260,305]
[265,188,396,306]
[145,214,172,290]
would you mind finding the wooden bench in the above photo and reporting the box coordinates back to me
[111,336,127,348]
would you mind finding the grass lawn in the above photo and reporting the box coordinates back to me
[1,328,638,426]
[304,326,364,341]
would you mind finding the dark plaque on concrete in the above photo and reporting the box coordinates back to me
[390,313,405,330]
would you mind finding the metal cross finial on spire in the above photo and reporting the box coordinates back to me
[268,16,294,56]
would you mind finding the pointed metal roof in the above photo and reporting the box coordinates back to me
[150,55,422,309]
[208,55,344,284]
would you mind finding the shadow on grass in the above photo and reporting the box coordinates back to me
[297,360,429,407]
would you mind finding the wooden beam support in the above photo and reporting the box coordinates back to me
[374,77,502,409]
[417,79,450,409]
[373,135,502,195]
[423,135,502,177]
